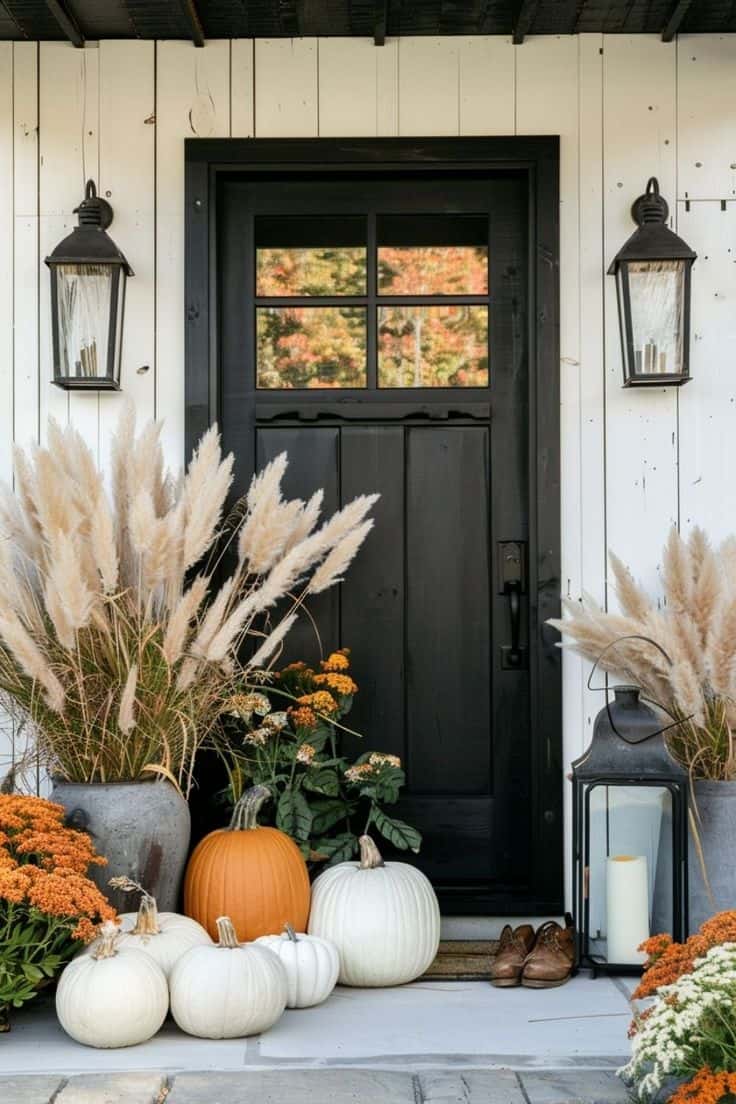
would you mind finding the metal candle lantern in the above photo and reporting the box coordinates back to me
[572,679,689,976]
[45,180,133,391]
[608,177,696,387]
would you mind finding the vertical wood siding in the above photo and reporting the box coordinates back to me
[0,35,734,901]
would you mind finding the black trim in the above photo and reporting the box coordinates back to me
[185,136,562,915]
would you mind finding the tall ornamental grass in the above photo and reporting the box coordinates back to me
[0,406,376,793]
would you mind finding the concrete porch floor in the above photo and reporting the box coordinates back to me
[0,975,634,1102]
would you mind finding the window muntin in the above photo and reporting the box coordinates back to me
[253,212,490,391]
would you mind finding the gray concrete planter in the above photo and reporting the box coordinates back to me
[50,779,190,913]
[689,779,736,933]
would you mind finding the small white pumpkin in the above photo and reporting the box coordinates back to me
[56,921,168,1048]
[82,879,211,979]
[169,915,288,1038]
[256,924,339,1008]
[308,834,440,987]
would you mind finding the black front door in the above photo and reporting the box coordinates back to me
[210,144,561,916]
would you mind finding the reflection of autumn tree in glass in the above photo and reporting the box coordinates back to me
[257,247,366,297]
[377,245,488,296]
[378,305,488,388]
[377,245,488,388]
[257,306,366,389]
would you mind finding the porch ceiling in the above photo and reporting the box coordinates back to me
[0,0,733,45]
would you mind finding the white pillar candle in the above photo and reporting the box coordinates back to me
[606,855,649,964]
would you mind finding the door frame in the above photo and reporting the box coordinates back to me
[184,135,563,914]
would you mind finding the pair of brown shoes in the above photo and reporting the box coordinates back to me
[490,916,575,989]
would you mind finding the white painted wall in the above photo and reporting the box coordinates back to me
[1,34,734,907]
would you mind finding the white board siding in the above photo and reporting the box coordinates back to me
[0,36,731,900]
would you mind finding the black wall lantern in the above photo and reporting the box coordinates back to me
[572,678,689,976]
[608,177,696,387]
[45,180,133,391]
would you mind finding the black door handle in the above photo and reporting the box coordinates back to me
[504,580,522,668]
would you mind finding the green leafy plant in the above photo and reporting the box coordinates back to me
[0,794,115,1030]
[219,650,421,866]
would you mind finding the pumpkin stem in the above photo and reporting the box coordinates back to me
[358,834,385,869]
[215,916,241,948]
[108,875,160,936]
[131,893,161,936]
[92,920,121,960]
[229,784,271,831]
[284,923,298,942]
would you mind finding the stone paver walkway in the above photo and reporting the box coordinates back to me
[0,1069,630,1103]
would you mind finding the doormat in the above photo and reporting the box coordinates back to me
[422,940,499,980]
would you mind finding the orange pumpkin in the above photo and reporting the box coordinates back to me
[184,785,310,942]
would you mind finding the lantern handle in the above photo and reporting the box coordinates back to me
[73,179,113,231]
[586,634,693,744]
[645,177,660,197]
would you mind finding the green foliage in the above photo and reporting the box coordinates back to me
[218,651,421,869]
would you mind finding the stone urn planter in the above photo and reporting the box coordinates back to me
[50,778,190,913]
[688,780,736,933]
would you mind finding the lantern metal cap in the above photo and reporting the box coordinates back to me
[44,180,133,276]
[607,177,696,273]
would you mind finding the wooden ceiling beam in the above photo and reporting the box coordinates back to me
[179,0,204,46]
[513,0,538,44]
[662,0,694,41]
[45,0,84,46]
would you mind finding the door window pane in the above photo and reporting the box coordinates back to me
[256,216,366,297]
[257,306,367,389]
[378,305,488,388]
[377,214,488,296]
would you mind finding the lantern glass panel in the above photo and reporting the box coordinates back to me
[585,784,673,967]
[625,259,686,378]
[55,263,116,381]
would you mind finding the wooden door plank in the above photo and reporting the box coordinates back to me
[156,40,230,468]
[677,200,736,540]
[318,38,399,138]
[254,39,318,138]
[231,39,254,138]
[603,35,678,595]
[398,38,460,136]
[12,43,39,454]
[340,426,405,761]
[98,41,155,469]
[459,36,515,136]
[38,43,101,453]
[678,35,736,201]
[405,425,491,794]
[255,427,340,663]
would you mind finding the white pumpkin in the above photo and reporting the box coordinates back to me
[308,834,440,987]
[256,924,339,1008]
[82,887,211,979]
[169,915,288,1038]
[56,921,168,1048]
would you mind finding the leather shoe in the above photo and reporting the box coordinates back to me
[490,924,536,988]
[521,916,575,989]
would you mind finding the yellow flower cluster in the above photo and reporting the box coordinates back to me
[297,691,339,716]
[313,672,358,696]
[344,763,375,782]
[320,649,351,673]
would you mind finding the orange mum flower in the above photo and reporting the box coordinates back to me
[634,911,736,999]
[289,705,317,729]
[669,1067,736,1104]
